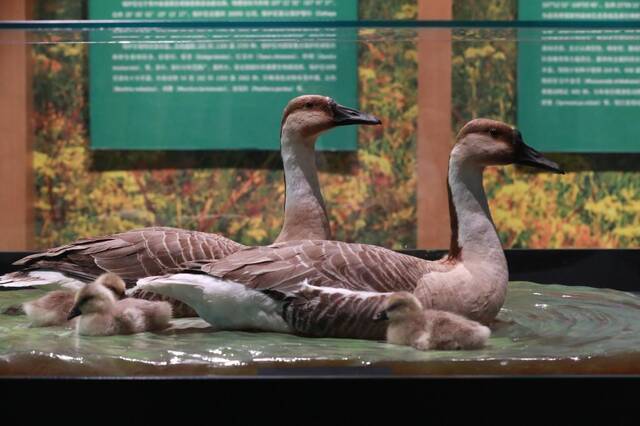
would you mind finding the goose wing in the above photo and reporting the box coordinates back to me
[14,227,245,286]
[201,239,438,295]
[278,282,391,340]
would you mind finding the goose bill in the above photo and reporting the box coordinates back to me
[332,103,381,126]
[515,143,564,174]
[67,305,82,320]
[373,310,389,322]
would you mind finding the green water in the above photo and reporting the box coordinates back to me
[2,282,640,376]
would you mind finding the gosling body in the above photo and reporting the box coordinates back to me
[75,297,172,336]
[68,273,172,336]
[22,272,127,327]
[375,292,491,350]
[23,290,76,327]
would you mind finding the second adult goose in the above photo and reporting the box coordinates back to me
[136,118,564,340]
[0,96,380,306]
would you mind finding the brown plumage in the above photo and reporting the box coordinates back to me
[23,272,127,327]
[275,283,392,339]
[204,240,440,294]
[149,118,562,340]
[14,227,243,286]
[69,273,172,336]
[374,292,491,350]
[23,291,76,327]
[3,95,381,320]
[194,241,447,340]
[16,227,241,318]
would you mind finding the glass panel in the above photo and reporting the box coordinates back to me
[0,2,637,253]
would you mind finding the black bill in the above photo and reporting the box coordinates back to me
[67,305,82,320]
[373,310,389,322]
[514,131,564,174]
[332,102,381,127]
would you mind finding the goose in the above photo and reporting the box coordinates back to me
[0,95,381,317]
[22,272,127,327]
[135,118,563,340]
[67,273,172,336]
[372,292,491,350]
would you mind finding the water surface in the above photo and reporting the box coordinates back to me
[2,281,640,376]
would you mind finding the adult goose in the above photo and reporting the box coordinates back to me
[136,118,564,339]
[0,96,381,301]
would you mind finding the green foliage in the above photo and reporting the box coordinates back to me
[360,0,417,19]
[450,0,640,248]
[453,0,516,20]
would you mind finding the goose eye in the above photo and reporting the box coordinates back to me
[489,128,499,138]
[387,302,404,311]
[305,102,314,109]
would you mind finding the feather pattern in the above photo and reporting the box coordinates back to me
[201,239,447,294]
[279,283,392,339]
[130,119,532,335]
[172,240,456,338]
[10,227,244,318]
[4,96,382,323]
[15,227,244,286]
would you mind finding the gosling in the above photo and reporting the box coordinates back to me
[68,273,172,336]
[23,273,127,327]
[373,292,491,351]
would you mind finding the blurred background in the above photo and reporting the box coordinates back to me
[0,0,638,252]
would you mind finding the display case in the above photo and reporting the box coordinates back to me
[0,1,639,390]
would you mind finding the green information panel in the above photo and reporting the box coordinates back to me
[89,0,358,151]
[518,0,640,152]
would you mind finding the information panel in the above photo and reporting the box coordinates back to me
[518,0,640,152]
[89,0,358,150]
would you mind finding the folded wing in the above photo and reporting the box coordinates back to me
[201,239,439,295]
[14,227,245,286]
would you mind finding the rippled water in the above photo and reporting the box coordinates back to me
[2,281,640,376]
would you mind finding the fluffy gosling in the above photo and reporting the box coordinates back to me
[22,273,127,327]
[68,273,172,336]
[373,292,491,351]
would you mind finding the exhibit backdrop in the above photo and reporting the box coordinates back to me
[30,0,640,250]
[89,0,359,150]
[518,0,640,152]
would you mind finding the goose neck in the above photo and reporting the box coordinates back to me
[275,131,331,243]
[446,152,503,264]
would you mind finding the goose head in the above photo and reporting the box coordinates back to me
[453,118,564,173]
[373,292,423,322]
[280,95,381,141]
[67,280,117,320]
[94,273,127,300]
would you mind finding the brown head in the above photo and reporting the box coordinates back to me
[280,95,381,139]
[67,280,117,320]
[66,273,125,320]
[373,292,423,323]
[453,118,564,173]
[94,273,127,300]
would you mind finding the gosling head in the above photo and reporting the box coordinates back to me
[94,273,127,300]
[67,280,118,320]
[453,118,564,174]
[280,95,381,140]
[373,292,423,323]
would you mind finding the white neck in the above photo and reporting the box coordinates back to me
[274,129,331,243]
[447,147,504,264]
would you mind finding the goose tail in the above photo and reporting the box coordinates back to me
[134,274,211,315]
[0,271,84,291]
